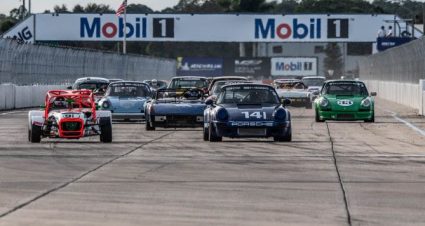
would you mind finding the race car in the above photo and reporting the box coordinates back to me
[273,79,312,108]
[144,88,207,130]
[204,83,292,142]
[28,90,113,143]
[98,81,152,121]
[302,76,326,100]
[167,76,209,95]
[207,76,248,95]
[314,80,376,122]
[143,79,168,94]
[68,77,110,102]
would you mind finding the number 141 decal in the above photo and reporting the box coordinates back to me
[241,111,266,119]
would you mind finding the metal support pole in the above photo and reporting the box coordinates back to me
[123,7,127,54]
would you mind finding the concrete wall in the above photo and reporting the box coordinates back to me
[0,84,64,110]
[364,80,424,114]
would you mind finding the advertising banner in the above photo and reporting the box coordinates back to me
[224,58,270,77]
[31,14,413,42]
[271,57,318,77]
[2,15,34,43]
[177,57,223,77]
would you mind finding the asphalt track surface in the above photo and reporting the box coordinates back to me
[0,98,424,226]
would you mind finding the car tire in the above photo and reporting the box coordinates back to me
[29,124,41,143]
[364,112,375,123]
[100,117,113,143]
[274,128,292,142]
[145,116,156,131]
[209,123,222,142]
[203,125,209,141]
[315,109,324,122]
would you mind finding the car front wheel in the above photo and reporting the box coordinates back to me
[209,123,222,142]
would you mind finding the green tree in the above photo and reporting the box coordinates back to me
[324,43,343,79]
[126,4,154,13]
[53,4,69,13]
[0,19,17,34]
[72,4,85,13]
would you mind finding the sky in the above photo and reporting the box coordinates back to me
[0,0,181,15]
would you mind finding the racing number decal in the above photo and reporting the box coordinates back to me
[241,111,266,119]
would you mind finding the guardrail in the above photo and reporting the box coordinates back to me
[0,84,65,110]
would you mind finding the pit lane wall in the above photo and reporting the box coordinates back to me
[359,37,425,115]
[0,38,176,85]
[0,84,64,110]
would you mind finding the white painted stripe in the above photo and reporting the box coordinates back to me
[0,110,27,116]
[385,110,425,137]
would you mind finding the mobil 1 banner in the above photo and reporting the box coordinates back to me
[177,57,223,77]
[271,57,317,77]
[224,58,270,77]
[32,14,415,42]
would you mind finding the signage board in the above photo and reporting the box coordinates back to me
[4,14,415,43]
[177,57,223,77]
[271,57,318,77]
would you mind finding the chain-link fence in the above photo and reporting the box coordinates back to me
[359,37,425,84]
[0,39,176,85]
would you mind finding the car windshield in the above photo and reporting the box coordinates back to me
[77,82,108,91]
[212,80,245,95]
[302,78,325,87]
[168,78,208,89]
[323,82,369,96]
[217,86,279,105]
[107,83,150,97]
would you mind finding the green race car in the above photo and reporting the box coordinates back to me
[314,80,376,122]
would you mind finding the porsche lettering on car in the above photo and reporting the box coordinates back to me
[314,80,376,122]
[204,84,292,142]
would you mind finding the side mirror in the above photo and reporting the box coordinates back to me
[67,86,72,90]
[282,99,291,106]
[205,99,214,106]
[95,103,99,110]
[312,91,320,96]
[370,92,377,96]
[40,105,46,109]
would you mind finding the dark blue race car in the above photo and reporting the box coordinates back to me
[144,88,207,130]
[204,84,292,142]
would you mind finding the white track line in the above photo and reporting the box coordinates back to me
[385,110,425,137]
[0,110,29,116]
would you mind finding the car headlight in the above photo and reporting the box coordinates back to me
[361,98,371,108]
[102,101,111,109]
[216,108,228,121]
[274,109,286,121]
[319,98,329,107]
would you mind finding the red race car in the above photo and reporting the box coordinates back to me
[28,90,113,143]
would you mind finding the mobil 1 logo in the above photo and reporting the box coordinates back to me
[153,18,174,38]
[327,19,349,39]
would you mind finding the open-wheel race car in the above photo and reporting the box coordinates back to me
[28,90,113,143]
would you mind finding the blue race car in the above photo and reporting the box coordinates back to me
[144,88,207,130]
[204,83,292,142]
[98,81,152,121]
